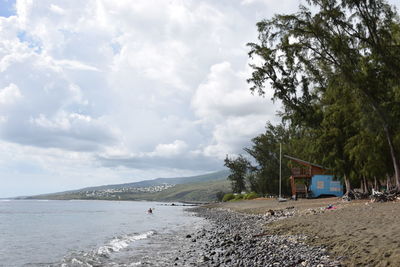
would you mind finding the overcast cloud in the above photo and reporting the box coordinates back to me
[1,0,399,197]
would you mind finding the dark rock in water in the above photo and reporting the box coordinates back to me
[186,234,191,238]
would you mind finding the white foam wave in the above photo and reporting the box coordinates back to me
[61,257,94,267]
[97,231,155,256]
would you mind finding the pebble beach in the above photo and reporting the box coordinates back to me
[136,198,400,266]
[174,207,342,267]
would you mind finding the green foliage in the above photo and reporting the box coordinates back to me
[244,192,259,200]
[233,194,244,201]
[243,123,292,195]
[225,123,294,197]
[221,192,259,202]
[244,0,400,192]
[224,155,250,193]
[222,193,235,202]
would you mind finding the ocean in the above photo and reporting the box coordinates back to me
[0,199,205,266]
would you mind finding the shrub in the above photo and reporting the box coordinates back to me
[222,193,235,202]
[233,194,244,201]
[244,192,259,200]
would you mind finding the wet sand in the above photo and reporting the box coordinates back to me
[209,198,400,266]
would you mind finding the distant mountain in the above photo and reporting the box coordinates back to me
[138,179,231,203]
[27,170,231,202]
[76,169,229,191]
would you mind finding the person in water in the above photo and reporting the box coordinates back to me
[148,208,152,214]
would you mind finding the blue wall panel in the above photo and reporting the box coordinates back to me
[310,175,343,197]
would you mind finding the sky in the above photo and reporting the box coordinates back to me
[1,0,399,198]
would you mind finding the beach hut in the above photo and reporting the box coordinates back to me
[285,155,343,198]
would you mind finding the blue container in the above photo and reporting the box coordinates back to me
[310,175,343,197]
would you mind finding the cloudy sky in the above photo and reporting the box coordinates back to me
[1,0,399,198]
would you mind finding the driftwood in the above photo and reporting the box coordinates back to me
[370,189,400,202]
[342,190,369,201]
[342,189,400,202]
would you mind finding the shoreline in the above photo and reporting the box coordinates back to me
[139,204,341,266]
[178,198,400,267]
[18,198,397,266]
[138,197,400,266]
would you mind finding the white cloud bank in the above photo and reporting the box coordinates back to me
[0,0,305,197]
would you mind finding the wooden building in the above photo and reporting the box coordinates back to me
[285,155,342,198]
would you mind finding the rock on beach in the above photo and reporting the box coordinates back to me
[170,207,342,267]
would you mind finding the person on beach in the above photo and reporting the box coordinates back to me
[148,208,152,214]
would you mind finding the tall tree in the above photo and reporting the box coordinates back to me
[247,0,400,189]
[316,83,359,194]
[224,155,249,193]
[244,123,291,195]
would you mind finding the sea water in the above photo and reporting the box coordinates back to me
[0,200,204,266]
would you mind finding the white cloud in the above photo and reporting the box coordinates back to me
[0,83,22,104]
[55,59,100,71]
[192,62,271,119]
[152,140,188,158]
[192,61,278,158]
[0,0,296,197]
[49,4,65,15]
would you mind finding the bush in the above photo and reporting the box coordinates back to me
[233,194,244,201]
[244,192,259,200]
[222,193,235,202]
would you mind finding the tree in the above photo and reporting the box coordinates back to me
[224,155,249,193]
[316,83,359,194]
[244,123,291,195]
[247,0,400,189]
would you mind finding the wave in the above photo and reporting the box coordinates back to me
[60,231,155,266]
[97,231,155,256]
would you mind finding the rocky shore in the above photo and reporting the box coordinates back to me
[166,207,342,267]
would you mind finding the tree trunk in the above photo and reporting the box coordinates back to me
[361,178,365,194]
[383,125,400,191]
[363,176,368,193]
[355,89,400,192]
[344,174,351,195]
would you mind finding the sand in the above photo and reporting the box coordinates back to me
[207,198,400,267]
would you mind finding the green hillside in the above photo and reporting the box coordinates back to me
[138,179,231,202]
[36,170,229,195]
[27,170,232,203]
